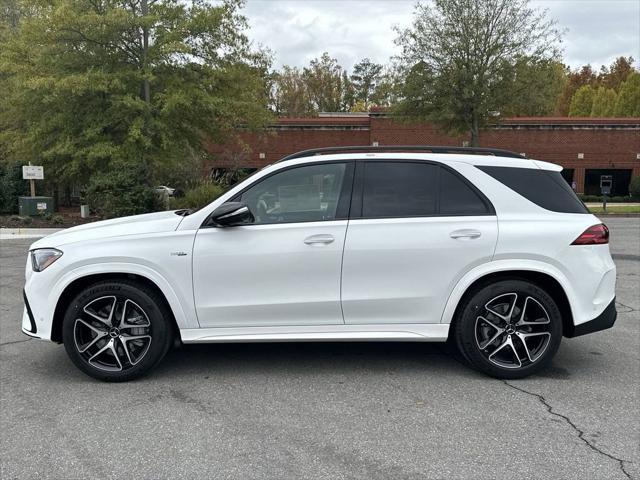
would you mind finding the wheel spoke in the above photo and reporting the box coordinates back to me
[119,299,151,329]
[485,293,518,322]
[88,339,122,371]
[516,297,550,325]
[83,296,117,327]
[488,336,521,368]
[515,332,551,362]
[74,319,108,353]
[119,335,152,366]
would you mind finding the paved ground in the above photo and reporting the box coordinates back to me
[1,218,638,479]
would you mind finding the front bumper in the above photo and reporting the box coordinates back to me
[21,289,39,336]
[565,297,617,338]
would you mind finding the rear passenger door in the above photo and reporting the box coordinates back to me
[341,161,498,325]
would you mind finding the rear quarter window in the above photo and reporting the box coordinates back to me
[477,166,589,214]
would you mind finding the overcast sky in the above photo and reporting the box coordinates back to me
[243,0,640,71]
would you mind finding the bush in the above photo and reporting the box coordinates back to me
[0,162,29,214]
[630,176,640,199]
[52,215,64,224]
[85,162,159,218]
[169,182,225,210]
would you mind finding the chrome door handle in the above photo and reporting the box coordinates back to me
[450,229,482,239]
[304,234,335,245]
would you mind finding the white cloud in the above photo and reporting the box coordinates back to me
[243,0,639,71]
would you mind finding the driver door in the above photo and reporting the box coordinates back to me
[192,161,354,328]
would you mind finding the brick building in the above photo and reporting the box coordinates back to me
[207,113,640,195]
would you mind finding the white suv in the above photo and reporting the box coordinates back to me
[22,146,617,381]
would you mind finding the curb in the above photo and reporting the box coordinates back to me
[0,228,64,240]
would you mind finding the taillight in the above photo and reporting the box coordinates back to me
[571,224,609,245]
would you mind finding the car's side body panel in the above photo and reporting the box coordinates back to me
[192,221,348,327]
[341,216,497,324]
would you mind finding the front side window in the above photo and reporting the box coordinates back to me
[240,163,347,224]
[362,162,437,217]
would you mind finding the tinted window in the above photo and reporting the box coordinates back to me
[440,168,490,215]
[240,163,347,224]
[362,162,437,217]
[478,166,588,214]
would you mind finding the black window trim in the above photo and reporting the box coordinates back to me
[350,159,495,220]
[210,159,356,227]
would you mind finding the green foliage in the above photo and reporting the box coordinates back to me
[51,214,64,224]
[85,161,158,218]
[0,0,272,192]
[569,85,595,116]
[393,0,562,145]
[614,72,640,117]
[0,161,29,214]
[630,176,640,199]
[350,58,383,108]
[590,87,617,117]
[170,182,224,210]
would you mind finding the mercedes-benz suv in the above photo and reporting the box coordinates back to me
[22,146,617,381]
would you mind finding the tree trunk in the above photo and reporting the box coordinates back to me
[141,0,150,103]
[470,112,480,147]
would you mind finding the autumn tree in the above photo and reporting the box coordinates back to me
[394,0,562,146]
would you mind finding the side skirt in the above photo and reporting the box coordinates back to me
[179,323,450,344]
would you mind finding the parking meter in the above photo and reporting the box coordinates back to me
[600,175,612,195]
[600,175,613,211]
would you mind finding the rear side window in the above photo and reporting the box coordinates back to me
[362,162,437,217]
[477,166,588,214]
[440,168,491,215]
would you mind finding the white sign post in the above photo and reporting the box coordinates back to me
[22,164,44,197]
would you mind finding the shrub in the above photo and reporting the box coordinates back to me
[52,215,64,224]
[630,176,640,200]
[85,162,159,218]
[169,182,225,210]
[0,162,29,214]
[19,216,32,225]
[41,212,53,221]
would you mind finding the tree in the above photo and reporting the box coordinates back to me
[350,58,383,108]
[569,85,595,116]
[598,56,635,91]
[590,87,617,117]
[303,52,348,112]
[614,72,640,117]
[394,0,562,146]
[0,0,272,194]
[270,66,314,116]
[502,58,566,116]
[555,65,596,115]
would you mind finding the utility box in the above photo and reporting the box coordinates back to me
[18,196,54,216]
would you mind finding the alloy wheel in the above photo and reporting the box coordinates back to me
[73,296,152,372]
[474,293,552,369]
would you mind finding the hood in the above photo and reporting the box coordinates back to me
[30,210,185,249]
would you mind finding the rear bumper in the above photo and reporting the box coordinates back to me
[565,297,617,338]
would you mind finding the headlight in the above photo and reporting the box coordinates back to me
[31,248,63,272]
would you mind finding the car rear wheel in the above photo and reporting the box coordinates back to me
[454,279,563,379]
[62,280,173,382]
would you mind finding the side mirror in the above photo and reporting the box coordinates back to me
[208,202,254,227]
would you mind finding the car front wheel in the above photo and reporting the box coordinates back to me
[62,280,173,382]
[454,279,563,379]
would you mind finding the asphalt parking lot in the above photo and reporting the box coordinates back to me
[1,217,638,480]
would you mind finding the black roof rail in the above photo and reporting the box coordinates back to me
[279,145,526,162]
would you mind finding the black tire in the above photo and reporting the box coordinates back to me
[454,279,562,379]
[62,280,173,382]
